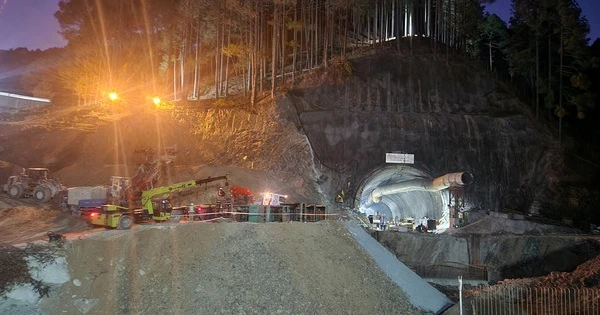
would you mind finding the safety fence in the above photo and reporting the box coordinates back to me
[171,204,337,223]
[183,211,340,222]
[465,284,600,314]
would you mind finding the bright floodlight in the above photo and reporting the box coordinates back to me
[108,92,118,101]
[152,97,161,105]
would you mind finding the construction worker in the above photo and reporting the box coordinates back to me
[217,187,226,206]
[156,198,169,217]
[188,203,195,221]
[335,189,345,203]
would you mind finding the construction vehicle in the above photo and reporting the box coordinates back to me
[3,167,65,203]
[87,175,230,229]
[230,186,254,205]
[65,146,175,214]
[64,176,131,215]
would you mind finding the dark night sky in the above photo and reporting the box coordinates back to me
[0,0,598,51]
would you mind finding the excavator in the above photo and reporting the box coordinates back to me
[88,175,230,229]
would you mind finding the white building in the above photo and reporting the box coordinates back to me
[0,91,51,111]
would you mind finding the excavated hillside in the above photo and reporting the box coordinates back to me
[282,50,566,215]
[0,46,586,219]
[0,100,325,204]
[1,45,598,314]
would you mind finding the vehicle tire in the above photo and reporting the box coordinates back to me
[33,186,51,203]
[170,210,183,223]
[118,215,133,230]
[7,184,24,199]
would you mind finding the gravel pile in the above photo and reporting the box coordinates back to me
[38,221,426,314]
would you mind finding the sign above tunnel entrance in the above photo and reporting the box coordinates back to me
[385,153,414,164]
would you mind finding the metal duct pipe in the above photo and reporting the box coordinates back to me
[367,172,473,205]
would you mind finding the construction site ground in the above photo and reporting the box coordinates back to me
[0,195,91,246]
[2,220,429,315]
[1,98,599,313]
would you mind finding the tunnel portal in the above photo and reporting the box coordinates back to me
[354,165,449,226]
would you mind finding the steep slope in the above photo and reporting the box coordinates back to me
[0,102,326,204]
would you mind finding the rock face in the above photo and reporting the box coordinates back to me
[284,51,561,213]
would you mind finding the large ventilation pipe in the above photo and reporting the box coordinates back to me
[365,172,473,207]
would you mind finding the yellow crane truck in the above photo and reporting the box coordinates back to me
[87,175,229,229]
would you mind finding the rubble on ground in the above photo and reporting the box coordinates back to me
[498,254,600,288]
[3,221,427,315]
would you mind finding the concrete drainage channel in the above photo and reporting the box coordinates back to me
[344,221,454,313]
[1,221,448,315]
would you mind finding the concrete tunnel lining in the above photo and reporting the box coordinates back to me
[354,165,447,224]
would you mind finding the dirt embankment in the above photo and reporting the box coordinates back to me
[0,194,90,246]
[0,101,325,202]
[498,254,600,288]
[35,221,424,315]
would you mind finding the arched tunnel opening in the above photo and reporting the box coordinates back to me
[353,165,473,231]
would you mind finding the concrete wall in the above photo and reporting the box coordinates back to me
[377,231,600,283]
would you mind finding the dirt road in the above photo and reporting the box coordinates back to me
[0,195,90,245]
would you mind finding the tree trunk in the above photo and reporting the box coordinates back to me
[535,34,539,120]
[323,1,329,67]
[271,4,278,98]
[343,6,348,57]
[173,56,177,100]
[215,22,220,98]
[180,47,185,100]
[225,23,231,97]
[251,0,259,106]
[488,39,492,71]
[293,4,298,80]
[559,28,563,144]
[315,0,319,66]
[409,1,413,54]
[433,0,437,58]
[548,35,552,122]
[192,27,199,100]
[219,19,225,97]
[281,5,286,83]
[445,0,449,62]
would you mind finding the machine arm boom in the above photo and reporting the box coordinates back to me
[141,174,230,216]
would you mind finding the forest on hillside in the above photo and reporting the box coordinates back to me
[0,0,598,139]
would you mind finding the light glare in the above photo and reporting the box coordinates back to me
[108,92,119,101]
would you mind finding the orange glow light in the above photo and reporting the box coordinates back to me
[108,92,119,101]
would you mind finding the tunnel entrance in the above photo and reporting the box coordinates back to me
[354,165,449,229]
